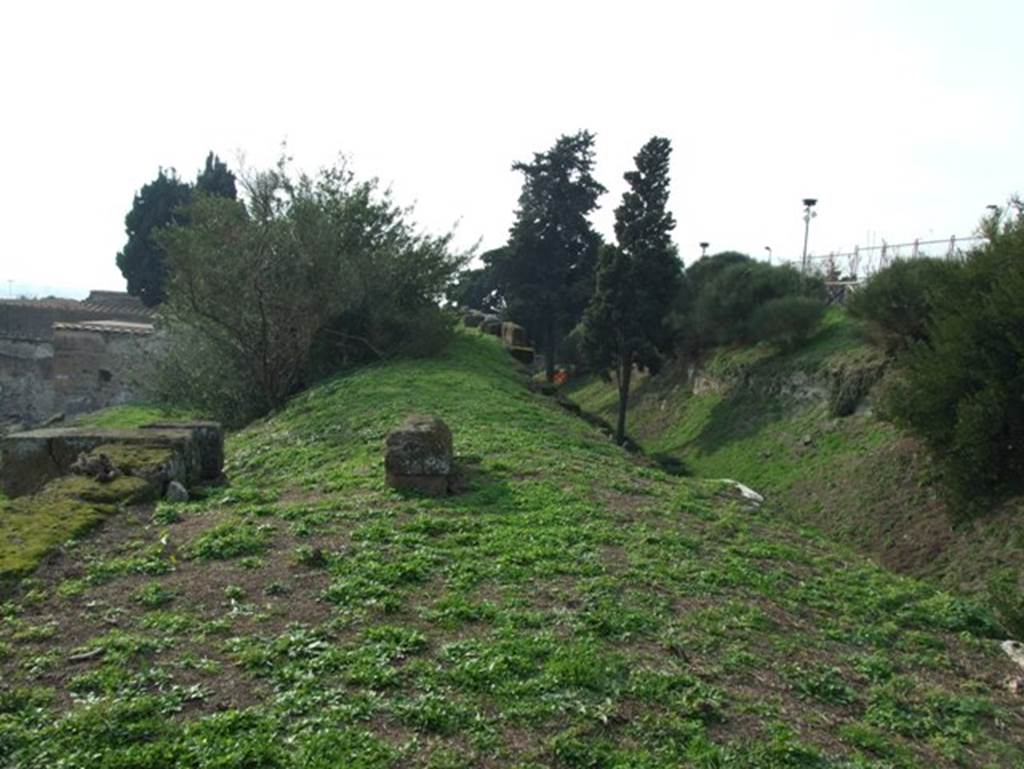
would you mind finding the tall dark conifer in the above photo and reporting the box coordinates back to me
[116,168,193,306]
[500,131,605,380]
[580,136,681,444]
[196,152,237,199]
[117,153,237,306]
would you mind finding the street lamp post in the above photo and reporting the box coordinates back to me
[699,242,709,259]
[801,198,818,275]
[764,246,772,265]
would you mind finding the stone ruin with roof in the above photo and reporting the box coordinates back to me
[0,291,161,431]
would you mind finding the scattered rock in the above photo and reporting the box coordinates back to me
[501,322,529,348]
[165,480,190,502]
[69,451,121,483]
[1005,676,1024,696]
[462,310,485,328]
[68,646,106,664]
[480,316,502,337]
[42,412,65,426]
[1002,640,1024,671]
[721,479,765,507]
[385,414,454,496]
[508,346,535,364]
[801,433,813,447]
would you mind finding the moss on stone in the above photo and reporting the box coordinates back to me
[90,443,177,479]
[0,470,156,583]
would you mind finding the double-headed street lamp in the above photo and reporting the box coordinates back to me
[801,198,818,275]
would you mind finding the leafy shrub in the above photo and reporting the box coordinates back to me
[750,296,825,349]
[153,158,465,426]
[884,201,1024,513]
[186,521,273,560]
[689,258,824,347]
[848,258,959,349]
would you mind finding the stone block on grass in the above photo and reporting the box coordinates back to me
[385,414,453,496]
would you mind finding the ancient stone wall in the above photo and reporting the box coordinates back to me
[0,323,162,429]
[0,337,56,426]
[0,293,161,429]
[51,323,162,417]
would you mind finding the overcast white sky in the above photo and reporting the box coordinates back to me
[1,0,1020,298]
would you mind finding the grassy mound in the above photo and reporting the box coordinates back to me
[1,331,1022,767]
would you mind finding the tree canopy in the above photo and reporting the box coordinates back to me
[115,168,193,306]
[498,131,605,379]
[580,136,681,443]
[116,152,237,306]
[195,152,237,199]
[154,159,464,424]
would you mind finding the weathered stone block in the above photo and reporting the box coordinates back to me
[0,427,197,498]
[501,322,529,348]
[142,421,224,480]
[385,414,452,496]
[508,346,535,364]
[462,310,485,328]
[480,316,502,337]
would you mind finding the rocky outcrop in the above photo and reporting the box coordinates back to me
[690,356,885,417]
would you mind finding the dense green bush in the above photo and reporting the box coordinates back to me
[153,159,465,426]
[689,258,824,346]
[847,258,959,349]
[750,296,826,349]
[884,202,1024,513]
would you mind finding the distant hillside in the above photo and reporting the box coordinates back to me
[2,329,1023,767]
[566,310,1024,601]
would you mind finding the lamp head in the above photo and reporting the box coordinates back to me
[802,198,818,208]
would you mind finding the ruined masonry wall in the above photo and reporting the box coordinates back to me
[0,338,56,424]
[1,329,162,427]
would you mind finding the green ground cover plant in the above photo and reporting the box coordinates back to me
[1,330,1022,767]
[565,311,1024,600]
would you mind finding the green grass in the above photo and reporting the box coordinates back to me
[566,312,1024,601]
[0,329,1022,767]
[72,404,199,429]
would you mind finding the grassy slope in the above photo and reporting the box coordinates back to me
[566,312,1024,599]
[71,404,198,429]
[1,330,1023,767]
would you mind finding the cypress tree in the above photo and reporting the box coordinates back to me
[115,168,193,306]
[580,136,681,444]
[501,131,605,380]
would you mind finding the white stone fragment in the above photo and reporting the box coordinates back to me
[720,479,765,506]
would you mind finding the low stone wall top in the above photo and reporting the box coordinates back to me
[0,422,223,498]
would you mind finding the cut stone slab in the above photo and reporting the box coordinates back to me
[501,322,529,348]
[385,414,453,496]
[508,346,535,364]
[1003,640,1024,672]
[720,479,765,507]
[0,426,205,498]
[480,316,502,337]
[165,480,190,502]
[462,310,485,328]
[142,421,224,481]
